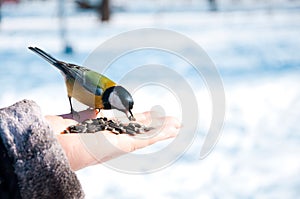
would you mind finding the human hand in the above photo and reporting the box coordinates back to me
[45,110,180,171]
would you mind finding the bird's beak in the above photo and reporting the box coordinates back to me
[126,110,135,121]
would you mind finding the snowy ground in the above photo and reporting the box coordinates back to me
[0,0,300,198]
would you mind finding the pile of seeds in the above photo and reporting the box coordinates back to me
[62,117,155,136]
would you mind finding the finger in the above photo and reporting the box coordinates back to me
[160,116,182,130]
[112,111,153,124]
[124,116,180,151]
[151,117,180,139]
[133,111,153,123]
[59,109,99,121]
[133,111,166,124]
[78,109,99,120]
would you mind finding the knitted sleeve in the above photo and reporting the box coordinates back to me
[0,100,84,199]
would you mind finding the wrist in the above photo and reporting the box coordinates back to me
[56,134,99,171]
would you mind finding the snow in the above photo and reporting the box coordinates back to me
[1,0,300,198]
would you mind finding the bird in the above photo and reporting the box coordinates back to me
[28,47,135,121]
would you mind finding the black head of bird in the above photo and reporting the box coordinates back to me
[102,86,135,121]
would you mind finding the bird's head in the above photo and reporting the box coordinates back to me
[102,86,135,121]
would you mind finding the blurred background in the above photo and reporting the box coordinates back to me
[1,0,300,198]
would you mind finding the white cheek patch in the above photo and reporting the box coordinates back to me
[109,91,126,110]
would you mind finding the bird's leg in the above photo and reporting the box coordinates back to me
[68,96,74,113]
[68,96,80,120]
[96,108,101,118]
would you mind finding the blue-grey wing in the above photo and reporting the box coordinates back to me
[67,64,104,96]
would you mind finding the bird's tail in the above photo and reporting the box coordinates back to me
[28,47,67,73]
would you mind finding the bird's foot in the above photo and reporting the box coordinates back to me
[128,115,136,121]
[71,109,81,121]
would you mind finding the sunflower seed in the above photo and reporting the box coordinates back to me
[63,117,155,135]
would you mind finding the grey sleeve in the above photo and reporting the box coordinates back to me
[0,100,84,199]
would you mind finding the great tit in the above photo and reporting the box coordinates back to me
[28,47,135,121]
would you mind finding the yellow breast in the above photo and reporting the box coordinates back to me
[65,78,104,109]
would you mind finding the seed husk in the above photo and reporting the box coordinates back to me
[62,117,155,136]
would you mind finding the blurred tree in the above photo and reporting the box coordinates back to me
[58,0,73,54]
[98,0,110,22]
[208,0,218,11]
[76,0,110,22]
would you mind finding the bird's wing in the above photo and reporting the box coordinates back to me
[68,66,116,96]
[82,70,105,96]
